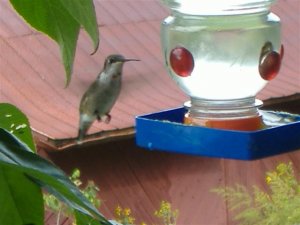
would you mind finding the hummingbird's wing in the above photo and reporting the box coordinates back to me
[79,93,92,114]
[79,81,99,116]
[78,82,100,140]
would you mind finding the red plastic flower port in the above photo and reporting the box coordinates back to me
[170,46,194,77]
[259,42,283,81]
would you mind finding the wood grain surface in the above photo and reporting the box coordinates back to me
[44,138,300,225]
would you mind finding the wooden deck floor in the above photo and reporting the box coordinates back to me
[43,137,300,225]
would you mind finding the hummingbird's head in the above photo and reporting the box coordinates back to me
[104,54,140,71]
[100,54,140,80]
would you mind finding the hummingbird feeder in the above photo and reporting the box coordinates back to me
[135,0,300,160]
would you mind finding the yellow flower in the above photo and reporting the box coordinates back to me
[115,205,122,217]
[266,176,272,184]
[127,216,135,224]
[156,201,171,217]
[124,208,131,216]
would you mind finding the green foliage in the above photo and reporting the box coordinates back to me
[114,201,178,225]
[0,104,111,225]
[0,103,35,152]
[9,0,99,86]
[0,103,43,225]
[212,162,300,225]
[44,168,102,225]
[154,201,178,225]
[0,164,44,225]
[114,206,136,225]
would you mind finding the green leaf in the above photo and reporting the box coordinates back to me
[58,0,99,53]
[0,128,112,225]
[0,104,43,225]
[75,210,103,225]
[0,166,44,225]
[0,103,35,152]
[9,0,99,86]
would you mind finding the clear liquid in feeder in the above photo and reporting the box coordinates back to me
[161,0,283,131]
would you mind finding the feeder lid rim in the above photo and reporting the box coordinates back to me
[161,0,276,15]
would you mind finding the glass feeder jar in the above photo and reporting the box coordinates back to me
[161,0,283,131]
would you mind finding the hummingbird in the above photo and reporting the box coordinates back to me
[78,54,139,141]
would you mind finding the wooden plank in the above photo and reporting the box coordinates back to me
[45,137,300,224]
[45,138,228,225]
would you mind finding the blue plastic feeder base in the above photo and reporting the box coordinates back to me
[135,107,300,160]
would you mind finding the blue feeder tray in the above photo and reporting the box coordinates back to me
[135,107,300,160]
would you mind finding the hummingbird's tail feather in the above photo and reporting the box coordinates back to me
[77,127,87,142]
[77,114,94,141]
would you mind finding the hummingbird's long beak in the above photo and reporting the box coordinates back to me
[122,58,140,62]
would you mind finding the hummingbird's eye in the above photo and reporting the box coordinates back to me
[109,58,116,64]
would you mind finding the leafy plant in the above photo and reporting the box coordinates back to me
[114,201,178,225]
[9,0,99,86]
[114,206,136,225]
[212,162,300,225]
[0,103,111,225]
[154,201,178,225]
[45,172,179,225]
[44,168,101,225]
